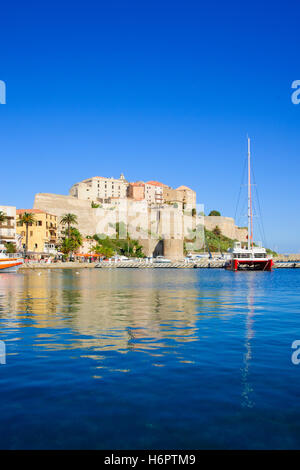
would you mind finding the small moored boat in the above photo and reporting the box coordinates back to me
[0,245,24,273]
[153,256,172,263]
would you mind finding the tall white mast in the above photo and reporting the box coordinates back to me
[247,137,251,250]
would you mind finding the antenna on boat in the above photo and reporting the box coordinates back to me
[247,137,253,250]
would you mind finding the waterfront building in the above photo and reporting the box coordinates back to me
[0,205,17,247]
[16,209,58,254]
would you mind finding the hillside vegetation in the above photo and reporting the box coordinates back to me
[194,227,277,256]
[203,228,236,252]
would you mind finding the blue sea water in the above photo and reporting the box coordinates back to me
[0,268,300,449]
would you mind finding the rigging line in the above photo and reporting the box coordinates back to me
[251,165,268,247]
[252,197,265,247]
[250,173,265,245]
[234,155,248,222]
[253,180,267,248]
[238,192,248,222]
[237,199,248,232]
[255,197,266,246]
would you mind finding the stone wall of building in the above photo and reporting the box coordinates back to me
[204,216,247,242]
[163,238,184,260]
[34,193,190,240]
[34,194,244,257]
[34,193,98,236]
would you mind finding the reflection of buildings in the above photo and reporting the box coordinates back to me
[0,270,200,358]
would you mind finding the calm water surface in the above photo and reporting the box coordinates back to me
[0,268,300,449]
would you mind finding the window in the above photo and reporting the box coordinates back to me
[30,231,33,237]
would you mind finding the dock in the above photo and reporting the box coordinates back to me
[19,260,300,270]
[95,260,300,269]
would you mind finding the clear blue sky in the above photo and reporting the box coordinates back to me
[0,1,299,252]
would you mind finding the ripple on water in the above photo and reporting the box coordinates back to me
[0,268,300,449]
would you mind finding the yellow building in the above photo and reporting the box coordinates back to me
[16,209,58,254]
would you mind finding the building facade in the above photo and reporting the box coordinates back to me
[69,174,197,209]
[176,185,196,208]
[127,182,145,201]
[145,181,168,205]
[69,173,128,203]
[0,205,17,246]
[16,209,58,254]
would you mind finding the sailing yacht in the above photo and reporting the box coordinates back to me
[225,138,273,271]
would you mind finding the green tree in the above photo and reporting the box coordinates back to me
[92,243,114,258]
[59,238,75,258]
[68,227,83,252]
[91,201,100,208]
[59,226,83,259]
[60,213,78,239]
[19,212,36,256]
[5,242,16,253]
[0,211,7,223]
[91,230,145,258]
[212,225,221,236]
[208,210,221,216]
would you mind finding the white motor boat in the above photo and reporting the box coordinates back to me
[153,256,172,263]
[0,245,24,273]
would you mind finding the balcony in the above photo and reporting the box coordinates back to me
[0,224,15,229]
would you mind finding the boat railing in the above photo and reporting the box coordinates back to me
[6,253,24,259]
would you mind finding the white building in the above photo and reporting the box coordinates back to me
[0,205,17,246]
[69,173,128,203]
[145,181,168,205]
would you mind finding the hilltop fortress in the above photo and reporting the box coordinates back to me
[33,173,247,259]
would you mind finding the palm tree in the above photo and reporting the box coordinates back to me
[0,211,7,224]
[59,238,74,259]
[19,212,36,256]
[60,213,78,239]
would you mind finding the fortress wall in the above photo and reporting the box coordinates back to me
[34,193,186,243]
[35,194,247,259]
[204,216,247,242]
[138,239,163,257]
[163,239,184,260]
[34,193,98,236]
